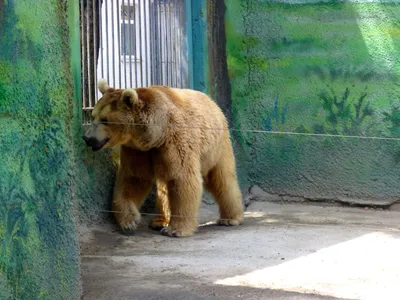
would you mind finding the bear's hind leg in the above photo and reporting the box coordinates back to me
[206,156,244,226]
[150,180,170,230]
[113,170,153,231]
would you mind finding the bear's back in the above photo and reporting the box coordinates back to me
[168,88,228,129]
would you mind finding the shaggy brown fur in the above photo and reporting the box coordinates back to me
[83,80,244,237]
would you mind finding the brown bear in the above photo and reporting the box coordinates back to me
[83,79,244,237]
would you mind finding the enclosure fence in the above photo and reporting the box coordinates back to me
[80,0,190,123]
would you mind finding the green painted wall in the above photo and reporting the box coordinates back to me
[191,0,209,92]
[0,0,82,298]
[209,1,400,201]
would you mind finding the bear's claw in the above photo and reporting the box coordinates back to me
[217,218,243,226]
[160,226,196,237]
[160,227,179,237]
[120,214,141,231]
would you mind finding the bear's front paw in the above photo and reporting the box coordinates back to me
[119,214,141,232]
[160,227,195,238]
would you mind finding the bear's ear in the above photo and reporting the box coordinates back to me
[98,79,110,94]
[121,89,139,108]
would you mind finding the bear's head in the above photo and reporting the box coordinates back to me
[82,79,169,151]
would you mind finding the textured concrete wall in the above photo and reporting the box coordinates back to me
[205,1,400,203]
[0,0,81,299]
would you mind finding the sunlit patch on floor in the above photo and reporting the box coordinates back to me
[215,232,400,300]
[199,221,216,227]
[244,211,267,218]
[260,218,280,224]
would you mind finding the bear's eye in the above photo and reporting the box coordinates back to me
[100,118,108,125]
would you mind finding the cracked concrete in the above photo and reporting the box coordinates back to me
[80,201,400,300]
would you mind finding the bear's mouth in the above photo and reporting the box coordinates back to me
[91,138,110,151]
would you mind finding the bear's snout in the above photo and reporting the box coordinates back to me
[82,136,92,146]
[82,136,110,151]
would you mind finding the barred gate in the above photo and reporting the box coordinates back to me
[80,0,190,123]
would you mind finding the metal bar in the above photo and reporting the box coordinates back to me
[167,0,170,86]
[79,0,191,122]
[179,0,183,88]
[175,0,181,88]
[93,0,98,101]
[151,0,155,86]
[168,0,172,87]
[117,0,121,89]
[86,0,92,107]
[176,1,180,87]
[176,0,180,88]
[111,0,115,88]
[123,3,127,89]
[80,0,86,109]
[99,0,103,81]
[149,0,154,86]
[172,1,176,87]
[144,0,149,87]
[138,0,143,87]
[105,0,110,84]
[128,0,133,88]
[133,1,138,88]
[154,0,159,85]
[185,0,193,89]
[165,0,169,86]
[158,0,163,85]
[153,0,158,85]
[172,1,179,87]
[164,1,169,86]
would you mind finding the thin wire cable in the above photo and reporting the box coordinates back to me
[2,115,400,142]
[5,202,243,222]
[7,206,397,228]
[96,210,234,221]
[82,121,400,142]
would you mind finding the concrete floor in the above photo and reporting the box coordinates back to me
[80,201,400,300]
